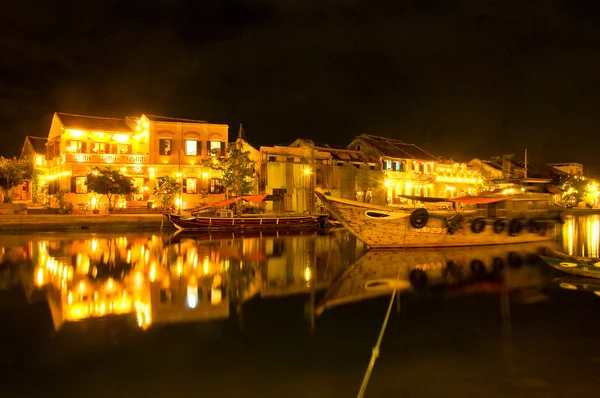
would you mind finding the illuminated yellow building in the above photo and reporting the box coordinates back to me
[45,112,228,210]
[347,134,439,205]
[435,160,483,198]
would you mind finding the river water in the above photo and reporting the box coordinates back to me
[0,215,599,397]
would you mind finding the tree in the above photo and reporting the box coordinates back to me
[202,140,255,198]
[85,167,138,212]
[151,176,180,211]
[0,157,33,203]
[560,175,588,206]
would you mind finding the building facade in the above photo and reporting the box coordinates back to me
[44,112,228,210]
[346,134,440,205]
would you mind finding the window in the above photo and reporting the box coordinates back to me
[356,145,361,151]
[186,140,200,156]
[208,141,224,157]
[117,144,130,154]
[68,140,84,152]
[209,178,223,194]
[184,177,197,194]
[71,176,87,193]
[159,139,172,156]
[385,160,392,170]
[268,156,276,162]
[273,188,286,196]
[92,142,108,153]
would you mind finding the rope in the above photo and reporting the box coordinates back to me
[357,235,406,398]
[356,288,397,398]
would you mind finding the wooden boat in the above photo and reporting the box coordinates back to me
[316,241,557,314]
[539,252,600,278]
[165,213,328,231]
[165,194,328,231]
[314,188,564,249]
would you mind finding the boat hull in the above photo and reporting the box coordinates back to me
[164,213,328,231]
[540,254,600,279]
[315,190,559,249]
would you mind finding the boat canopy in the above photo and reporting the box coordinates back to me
[191,194,268,211]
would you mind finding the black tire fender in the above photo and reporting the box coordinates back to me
[508,219,523,237]
[410,208,430,229]
[493,219,507,234]
[471,217,486,234]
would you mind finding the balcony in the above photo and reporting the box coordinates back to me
[64,153,149,164]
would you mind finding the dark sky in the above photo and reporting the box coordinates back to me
[2,0,600,170]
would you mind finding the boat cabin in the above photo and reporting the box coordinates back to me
[475,195,555,220]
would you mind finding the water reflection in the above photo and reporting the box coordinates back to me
[317,241,560,314]
[16,229,366,330]
[562,215,600,257]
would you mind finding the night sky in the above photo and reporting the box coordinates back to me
[2,0,600,171]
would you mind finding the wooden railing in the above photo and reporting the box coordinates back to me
[64,153,148,164]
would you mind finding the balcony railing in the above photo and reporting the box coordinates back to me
[64,153,149,164]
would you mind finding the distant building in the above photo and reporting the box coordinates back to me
[548,162,583,177]
[15,136,48,202]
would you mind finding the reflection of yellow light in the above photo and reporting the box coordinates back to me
[565,218,574,256]
[588,217,599,258]
[91,238,98,252]
[149,263,156,282]
[106,278,115,292]
[203,256,209,274]
[35,268,44,287]
[304,266,312,282]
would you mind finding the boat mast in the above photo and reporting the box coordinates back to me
[524,149,528,180]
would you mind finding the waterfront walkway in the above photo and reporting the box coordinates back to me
[0,213,172,231]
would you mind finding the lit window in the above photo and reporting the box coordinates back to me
[159,139,172,156]
[186,140,199,156]
[75,177,87,193]
[209,141,223,157]
[209,178,222,194]
[185,178,197,194]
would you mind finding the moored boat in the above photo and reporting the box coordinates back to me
[314,188,564,249]
[539,252,600,278]
[165,213,328,231]
[164,193,328,231]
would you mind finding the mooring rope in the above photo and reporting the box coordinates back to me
[356,232,406,398]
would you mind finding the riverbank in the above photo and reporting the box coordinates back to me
[0,214,174,231]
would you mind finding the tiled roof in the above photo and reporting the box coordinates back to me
[319,148,378,164]
[144,115,208,123]
[26,136,47,154]
[357,134,439,162]
[56,113,132,133]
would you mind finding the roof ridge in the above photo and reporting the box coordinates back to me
[56,112,125,120]
[145,114,208,123]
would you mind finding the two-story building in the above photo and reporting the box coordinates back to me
[258,144,332,213]
[346,134,439,205]
[44,112,228,210]
[288,139,384,204]
[434,160,483,198]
